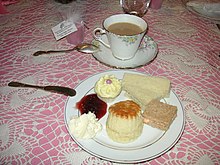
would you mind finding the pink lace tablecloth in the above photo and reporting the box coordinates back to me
[0,0,220,164]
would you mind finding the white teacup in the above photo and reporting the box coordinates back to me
[93,14,148,60]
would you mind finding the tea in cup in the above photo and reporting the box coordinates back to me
[93,14,147,60]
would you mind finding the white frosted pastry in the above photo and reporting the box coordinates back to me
[68,112,102,139]
[106,100,143,143]
[94,74,122,102]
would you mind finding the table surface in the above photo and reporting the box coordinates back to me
[0,0,220,164]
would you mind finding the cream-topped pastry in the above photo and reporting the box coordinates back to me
[94,75,122,102]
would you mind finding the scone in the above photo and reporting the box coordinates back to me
[94,74,122,102]
[106,100,143,143]
[142,100,177,131]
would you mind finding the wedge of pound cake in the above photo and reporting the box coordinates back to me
[122,73,171,107]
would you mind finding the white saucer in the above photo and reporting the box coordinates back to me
[91,35,158,69]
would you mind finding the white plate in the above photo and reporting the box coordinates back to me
[64,70,185,163]
[91,35,158,69]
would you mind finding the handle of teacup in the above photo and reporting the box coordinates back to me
[93,28,110,48]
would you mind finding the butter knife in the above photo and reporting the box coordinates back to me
[8,81,76,97]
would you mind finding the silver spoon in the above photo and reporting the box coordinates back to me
[8,81,76,97]
[33,43,99,56]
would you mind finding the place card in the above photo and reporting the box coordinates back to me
[52,19,77,40]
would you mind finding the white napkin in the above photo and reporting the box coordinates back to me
[186,0,220,21]
[186,0,220,14]
[203,3,220,13]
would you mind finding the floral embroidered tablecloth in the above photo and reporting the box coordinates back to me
[0,0,219,164]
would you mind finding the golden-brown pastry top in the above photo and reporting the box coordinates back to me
[109,100,141,119]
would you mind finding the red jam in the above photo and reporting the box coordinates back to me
[76,94,107,120]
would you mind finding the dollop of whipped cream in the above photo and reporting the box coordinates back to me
[68,112,102,139]
[95,75,122,98]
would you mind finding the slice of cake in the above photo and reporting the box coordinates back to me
[142,100,177,131]
[122,73,171,106]
[106,100,143,143]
